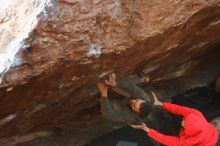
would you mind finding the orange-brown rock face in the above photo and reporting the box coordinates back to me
[0,0,220,139]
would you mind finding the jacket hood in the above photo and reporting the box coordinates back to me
[184,113,204,137]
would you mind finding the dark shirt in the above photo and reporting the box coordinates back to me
[100,76,152,124]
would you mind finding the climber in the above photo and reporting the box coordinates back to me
[97,72,153,124]
[131,92,219,146]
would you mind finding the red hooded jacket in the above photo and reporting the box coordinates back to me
[148,102,218,146]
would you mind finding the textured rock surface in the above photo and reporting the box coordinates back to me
[0,0,53,83]
[3,59,220,146]
[0,0,220,144]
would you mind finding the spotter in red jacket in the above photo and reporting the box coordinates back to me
[148,102,218,146]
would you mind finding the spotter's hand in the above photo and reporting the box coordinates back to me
[130,123,150,132]
[151,91,163,106]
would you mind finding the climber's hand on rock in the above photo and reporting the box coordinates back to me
[105,73,116,87]
[97,81,108,97]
